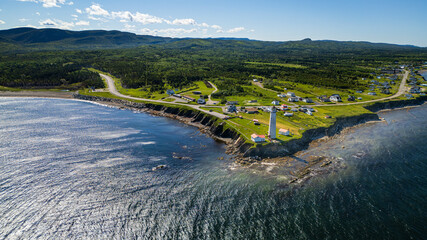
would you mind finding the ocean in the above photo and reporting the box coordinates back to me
[0,98,426,239]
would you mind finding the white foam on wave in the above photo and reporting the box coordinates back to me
[148,156,166,161]
[135,141,156,145]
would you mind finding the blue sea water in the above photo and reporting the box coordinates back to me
[0,98,426,239]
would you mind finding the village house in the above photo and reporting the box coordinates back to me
[197,98,206,104]
[288,97,299,102]
[382,89,391,94]
[302,98,313,103]
[279,129,290,136]
[329,94,342,102]
[347,95,356,101]
[251,134,265,143]
[368,92,377,96]
[246,107,259,114]
[193,91,202,95]
[227,105,238,113]
[277,94,287,98]
[166,89,175,95]
[409,86,421,94]
[253,119,260,125]
[286,92,296,97]
[271,100,280,105]
[248,100,257,103]
[182,95,196,102]
[318,95,331,102]
[284,112,293,117]
[280,104,288,111]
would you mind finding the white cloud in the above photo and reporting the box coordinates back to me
[71,14,78,18]
[123,24,136,31]
[19,18,30,22]
[75,20,89,26]
[39,19,56,26]
[112,11,164,24]
[227,27,245,33]
[85,4,109,16]
[198,22,209,28]
[36,12,40,15]
[211,25,222,30]
[75,9,82,14]
[249,29,255,33]
[17,0,71,8]
[39,18,74,29]
[88,16,101,21]
[140,28,197,37]
[0,20,5,24]
[171,18,196,25]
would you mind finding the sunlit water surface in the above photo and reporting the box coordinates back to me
[0,98,426,239]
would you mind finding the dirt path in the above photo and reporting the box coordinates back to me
[101,73,228,119]
[207,81,219,105]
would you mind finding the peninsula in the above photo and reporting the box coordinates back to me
[1,27,427,159]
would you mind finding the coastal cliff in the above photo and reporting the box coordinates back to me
[241,113,380,158]
[73,94,244,145]
[74,93,425,160]
[364,95,427,112]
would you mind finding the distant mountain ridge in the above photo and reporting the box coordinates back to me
[0,27,424,52]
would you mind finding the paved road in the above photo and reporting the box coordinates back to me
[305,70,409,107]
[102,70,409,117]
[100,73,228,119]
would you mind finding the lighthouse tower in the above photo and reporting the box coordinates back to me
[268,107,277,139]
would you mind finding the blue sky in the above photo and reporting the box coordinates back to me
[0,0,426,46]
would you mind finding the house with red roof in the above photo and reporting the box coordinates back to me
[251,134,266,143]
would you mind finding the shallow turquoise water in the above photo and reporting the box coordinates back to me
[0,98,426,239]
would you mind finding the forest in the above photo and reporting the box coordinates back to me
[1,28,427,91]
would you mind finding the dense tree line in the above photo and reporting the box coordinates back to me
[1,38,426,91]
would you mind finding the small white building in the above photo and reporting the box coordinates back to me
[306,111,313,116]
[197,98,206,104]
[271,100,280,105]
[279,129,290,136]
[329,94,342,102]
[251,134,266,143]
[302,98,314,103]
[286,92,296,97]
[368,92,377,96]
[284,112,293,117]
[288,97,299,102]
[280,104,288,111]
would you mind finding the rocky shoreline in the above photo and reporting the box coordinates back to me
[72,93,427,185]
[2,91,425,185]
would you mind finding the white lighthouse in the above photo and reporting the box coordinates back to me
[268,107,277,139]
